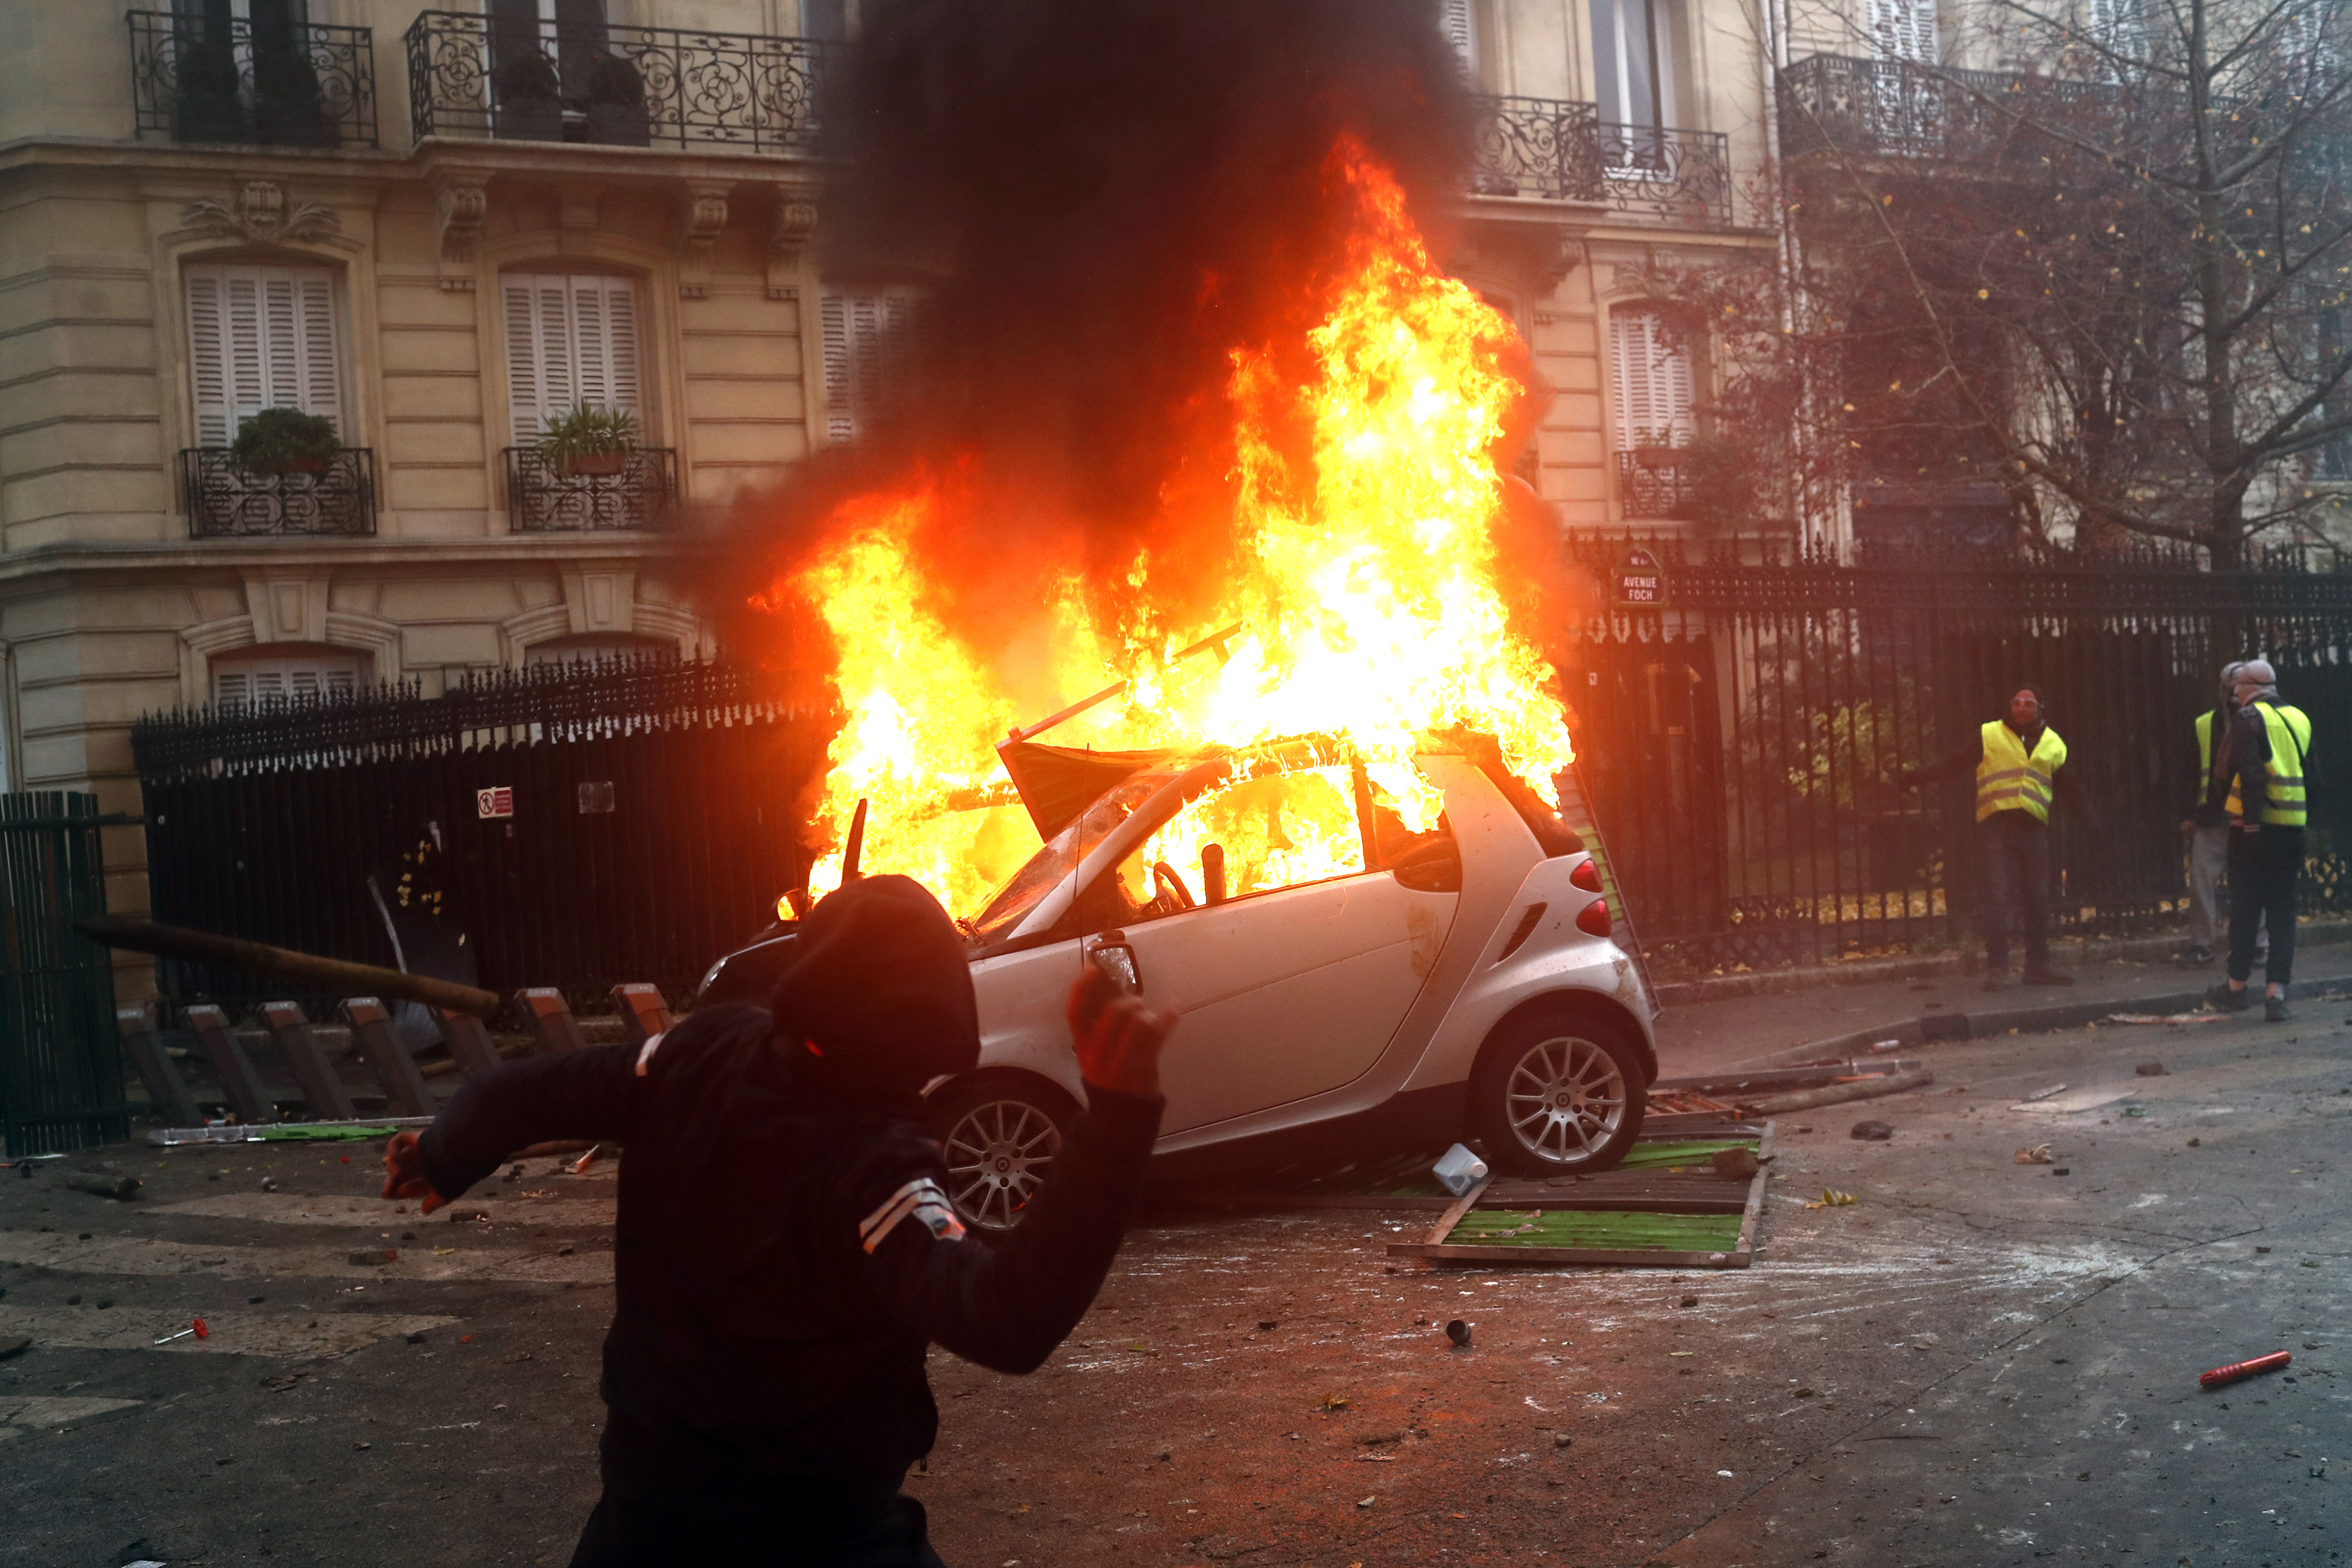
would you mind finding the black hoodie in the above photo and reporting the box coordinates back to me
[416,878,1163,1493]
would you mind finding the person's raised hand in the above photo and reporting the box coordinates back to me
[380,1129,446,1215]
[1066,964,1177,1098]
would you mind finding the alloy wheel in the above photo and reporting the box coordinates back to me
[941,1097,1063,1232]
[1502,1034,1630,1166]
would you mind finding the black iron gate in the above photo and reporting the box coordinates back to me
[0,792,128,1154]
[132,661,825,1013]
[1562,537,2352,975]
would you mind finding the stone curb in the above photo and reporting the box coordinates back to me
[1727,967,2352,1072]
[1652,918,2352,1008]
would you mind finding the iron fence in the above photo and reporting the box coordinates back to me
[1563,534,2352,976]
[404,10,841,153]
[182,448,375,538]
[128,9,377,148]
[133,660,823,1015]
[504,447,677,531]
[1,794,127,1155]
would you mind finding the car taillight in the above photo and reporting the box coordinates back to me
[1576,897,1612,938]
[1569,858,1603,893]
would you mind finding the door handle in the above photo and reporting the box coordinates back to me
[1083,931,1143,994]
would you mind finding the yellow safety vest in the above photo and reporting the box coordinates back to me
[2224,701,2312,827]
[2196,709,2216,778]
[1976,719,2067,823]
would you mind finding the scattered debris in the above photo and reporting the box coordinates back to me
[2122,1106,2148,1118]
[62,1173,139,1200]
[0,1335,29,1359]
[1445,1320,1472,1349]
[1256,1320,1278,1331]
[1433,1143,1489,1198]
[2188,1138,2202,1148]
[2025,1084,2068,1102]
[260,1176,277,1192]
[2135,1062,2170,1076]
[1322,1393,1353,1410]
[2014,1143,2054,1164]
[1850,1120,1893,1142]
[346,1248,397,1267]
[1678,1294,1701,1308]
[2200,1350,2291,1388]
[153,1324,200,1346]
[1712,1147,1762,1178]
[2051,1167,2071,1176]
[1804,1190,1858,1210]
[1741,1069,1935,1116]
[1553,1433,1574,1449]
[2105,1014,2219,1026]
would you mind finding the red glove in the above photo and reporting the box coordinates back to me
[380,1129,447,1215]
[1066,965,1177,1098]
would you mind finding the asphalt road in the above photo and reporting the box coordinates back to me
[0,997,2344,1567]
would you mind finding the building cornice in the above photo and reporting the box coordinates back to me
[0,532,683,591]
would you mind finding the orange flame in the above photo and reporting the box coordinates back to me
[775,141,1573,916]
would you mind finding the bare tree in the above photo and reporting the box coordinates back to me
[1676,0,2352,563]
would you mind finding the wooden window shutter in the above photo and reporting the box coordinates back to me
[186,262,343,446]
[1870,0,1936,61]
[504,273,642,446]
[820,292,854,442]
[1610,307,1693,449]
[820,287,917,444]
[1440,0,1478,75]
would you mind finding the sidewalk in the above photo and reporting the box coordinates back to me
[1651,936,2352,1079]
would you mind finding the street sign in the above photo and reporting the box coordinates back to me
[1616,547,1665,606]
[476,786,514,819]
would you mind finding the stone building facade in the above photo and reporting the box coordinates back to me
[0,0,1782,996]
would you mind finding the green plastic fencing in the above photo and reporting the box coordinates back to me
[0,793,128,1154]
[1443,1208,1746,1251]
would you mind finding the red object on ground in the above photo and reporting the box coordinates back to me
[192,1317,209,1340]
[2200,1350,2290,1387]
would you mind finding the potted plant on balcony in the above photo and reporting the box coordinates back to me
[493,49,564,142]
[585,51,651,147]
[253,40,334,149]
[536,404,638,477]
[231,407,342,476]
[173,36,247,144]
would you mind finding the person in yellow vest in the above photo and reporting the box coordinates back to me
[2179,662,2265,966]
[2206,659,2312,1022]
[1899,687,2096,990]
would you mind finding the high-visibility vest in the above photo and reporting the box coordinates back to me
[1976,719,2067,823]
[2196,708,2216,778]
[2224,701,2312,826]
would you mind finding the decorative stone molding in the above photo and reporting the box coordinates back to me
[497,604,575,666]
[766,192,816,301]
[182,181,341,244]
[240,570,332,645]
[679,181,733,284]
[559,186,601,232]
[560,566,637,636]
[634,600,715,659]
[433,174,489,266]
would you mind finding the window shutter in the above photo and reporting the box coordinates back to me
[1610,307,1693,449]
[185,262,343,446]
[212,651,366,712]
[1440,0,1478,76]
[821,287,917,444]
[503,273,642,446]
[1869,0,1936,60]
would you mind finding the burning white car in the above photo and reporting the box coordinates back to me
[700,728,1655,1233]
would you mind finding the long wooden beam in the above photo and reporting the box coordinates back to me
[75,915,502,1018]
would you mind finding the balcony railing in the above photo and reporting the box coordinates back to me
[129,11,377,148]
[1616,449,1699,521]
[1470,96,1731,226]
[182,449,377,538]
[405,11,841,153]
[504,448,677,531]
[1777,52,2147,163]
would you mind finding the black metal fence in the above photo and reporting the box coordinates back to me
[404,10,840,153]
[133,661,825,1015]
[1563,536,2352,975]
[504,447,677,532]
[1,794,127,1155]
[128,9,377,148]
[182,448,376,538]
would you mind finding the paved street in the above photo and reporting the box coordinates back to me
[1,988,2346,1567]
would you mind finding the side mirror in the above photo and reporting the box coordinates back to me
[1201,843,1227,904]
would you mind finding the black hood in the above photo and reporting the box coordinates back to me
[766,874,980,1101]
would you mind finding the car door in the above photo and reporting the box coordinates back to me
[1096,762,1460,1134]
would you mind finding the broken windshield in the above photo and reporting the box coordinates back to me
[965,771,1176,945]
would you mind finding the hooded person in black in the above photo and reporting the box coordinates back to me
[381,875,1175,1566]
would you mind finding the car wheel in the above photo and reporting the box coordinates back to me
[930,1076,1078,1234]
[1468,1009,1646,1176]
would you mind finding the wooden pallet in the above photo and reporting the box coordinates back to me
[1385,1122,1775,1269]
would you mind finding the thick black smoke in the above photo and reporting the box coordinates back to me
[696,0,1474,663]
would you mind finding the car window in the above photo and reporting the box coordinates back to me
[1109,764,1369,917]
[966,772,1172,944]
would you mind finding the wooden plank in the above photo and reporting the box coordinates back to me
[1387,1242,1750,1268]
[1183,1190,1460,1212]
[1415,1177,1490,1246]
[1734,1120,1777,1258]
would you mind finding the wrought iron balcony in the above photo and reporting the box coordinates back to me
[405,10,841,153]
[1470,96,1731,226]
[1616,449,1699,521]
[128,11,377,148]
[1778,52,2098,163]
[504,448,677,532]
[182,449,377,538]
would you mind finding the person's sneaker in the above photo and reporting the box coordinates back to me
[2264,993,2290,1023]
[2178,944,2215,965]
[1981,971,2011,993]
[2207,982,2251,1011]
[2021,968,2075,986]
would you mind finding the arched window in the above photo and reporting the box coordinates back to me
[210,645,367,711]
[1609,306,1694,451]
